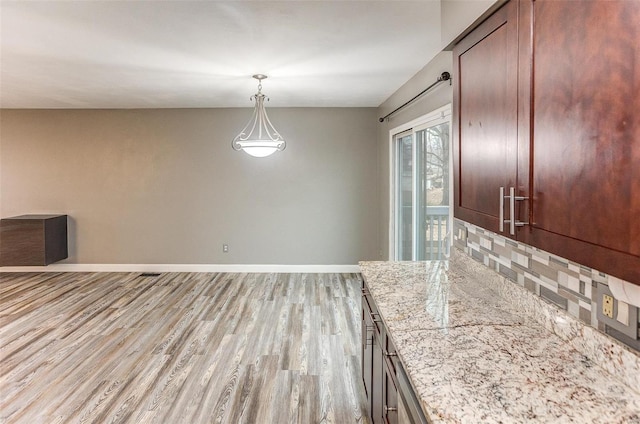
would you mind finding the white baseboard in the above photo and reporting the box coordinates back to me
[0,263,361,273]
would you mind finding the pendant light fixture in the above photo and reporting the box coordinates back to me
[232,74,286,157]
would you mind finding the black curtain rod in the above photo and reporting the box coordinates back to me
[378,71,451,123]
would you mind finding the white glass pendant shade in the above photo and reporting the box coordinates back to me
[232,76,286,157]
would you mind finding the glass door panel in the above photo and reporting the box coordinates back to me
[417,123,450,260]
[396,133,413,261]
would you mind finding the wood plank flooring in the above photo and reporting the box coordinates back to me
[0,272,369,423]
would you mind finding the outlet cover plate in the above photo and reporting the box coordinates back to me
[597,282,639,340]
[602,294,614,318]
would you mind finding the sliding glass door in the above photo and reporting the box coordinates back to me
[393,106,451,261]
[396,131,413,260]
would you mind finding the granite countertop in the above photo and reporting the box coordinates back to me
[359,251,640,424]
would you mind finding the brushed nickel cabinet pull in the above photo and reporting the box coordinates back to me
[384,405,398,414]
[501,187,529,235]
[510,187,529,234]
[384,351,397,357]
[509,186,516,235]
[499,186,505,232]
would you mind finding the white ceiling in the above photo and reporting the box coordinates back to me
[0,1,443,108]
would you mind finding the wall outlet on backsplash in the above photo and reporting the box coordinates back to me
[597,282,639,340]
[602,294,614,319]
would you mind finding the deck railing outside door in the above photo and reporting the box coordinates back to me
[423,206,450,260]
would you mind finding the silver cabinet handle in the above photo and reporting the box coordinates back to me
[501,187,529,235]
[509,187,516,235]
[500,187,511,233]
[499,187,505,232]
[384,351,397,357]
[368,310,381,323]
[384,405,398,414]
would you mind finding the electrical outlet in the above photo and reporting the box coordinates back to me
[223,244,229,253]
[602,294,614,319]
[597,282,638,340]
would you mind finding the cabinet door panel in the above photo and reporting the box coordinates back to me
[382,356,399,424]
[453,0,520,234]
[525,0,640,283]
[362,300,374,413]
[372,331,384,424]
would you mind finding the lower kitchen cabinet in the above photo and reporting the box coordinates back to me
[382,355,399,424]
[362,300,375,413]
[362,280,427,424]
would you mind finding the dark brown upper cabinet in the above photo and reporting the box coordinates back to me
[453,0,522,236]
[453,0,640,286]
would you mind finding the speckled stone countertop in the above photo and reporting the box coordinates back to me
[359,250,640,424]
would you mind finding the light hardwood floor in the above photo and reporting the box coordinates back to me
[0,272,369,423]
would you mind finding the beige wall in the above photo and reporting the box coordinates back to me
[1,0,501,266]
[441,0,498,49]
[0,108,379,265]
[376,51,454,259]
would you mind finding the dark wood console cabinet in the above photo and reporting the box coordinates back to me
[362,279,427,424]
[0,215,68,266]
[453,0,640,285]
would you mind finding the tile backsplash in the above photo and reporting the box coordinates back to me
[453,219,640,352]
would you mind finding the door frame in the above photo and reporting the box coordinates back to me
[388,104,452,260]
